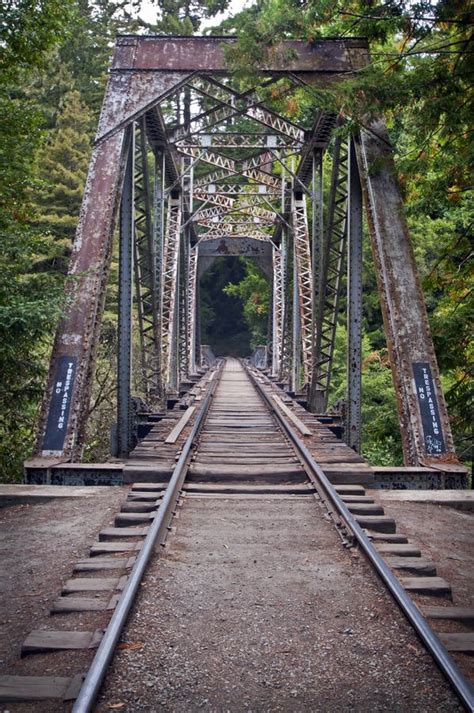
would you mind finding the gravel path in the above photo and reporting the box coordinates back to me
[0,488,128,713]
[96,494,460,712]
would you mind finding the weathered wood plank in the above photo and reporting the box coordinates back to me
[421,606,474,621]
[375,543,421,557]
[115,512,155,526]
[90,541,141,555]
[354,515,396,533]
[99,526,149,541]
[62,577,121,593]
[22,629,103,656]
[346,503,384,515]
[386,557,437,576]
[399,576,451,596]
[364,530,408,543]
[0,674,83,701]
[74,556,135,571]
[51,597,111,612]
[272,394,312,435]
[438,632,474,653]
[165,406,195,444]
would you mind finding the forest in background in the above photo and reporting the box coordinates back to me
[0,0,472,480]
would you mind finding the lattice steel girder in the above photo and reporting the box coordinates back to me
[309,136,349,411]
[355,122,456,465]
[176,145,236,172]
[133,118,162,405]
[272,246,284,376]
[197,220,273,230]
[187,246,198,373]
[199,228,271,241]
[178,225,190,380]
[192,204,275,223]
[198,237,273,257]
[291,191,313,384]
[195,184,280,197]
[161,194,182,389]
[172,80,306,144]
[176,134,301,150]
[192,191,278,214]
[280,230,293,383]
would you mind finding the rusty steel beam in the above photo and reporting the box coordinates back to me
[112,36,369,75]
[346,138,363,452]
[355,122,456,466]
[36,131,128,459]
[117,128,135,457]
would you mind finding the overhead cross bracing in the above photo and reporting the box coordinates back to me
[34,35,459,470]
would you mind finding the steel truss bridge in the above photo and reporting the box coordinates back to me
[34,35,458,469]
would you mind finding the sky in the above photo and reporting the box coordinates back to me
[136,0,250,30]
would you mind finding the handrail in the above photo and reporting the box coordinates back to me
[245,363,474,712]
[72,361,223,713]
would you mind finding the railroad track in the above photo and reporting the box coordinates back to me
[0,359,473,710]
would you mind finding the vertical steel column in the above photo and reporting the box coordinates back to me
[161,192,182,393]
[117,126,135,456]
[187,246,198,374]
[133,118,162,406]
[272,246,284,376]
[310,137,349,412]
[347,138,363,451]
[292,238,302,391]
[169,244,180,394]
[178,224,190,381]
[292,190,313,384]
[355,121,456,464]
[280,229,292,384]
[308,151,324,411]
[153,149,166,404]
[195,279,201,369]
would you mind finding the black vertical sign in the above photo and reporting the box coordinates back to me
[412,362,446,456]
[42,356,77,452]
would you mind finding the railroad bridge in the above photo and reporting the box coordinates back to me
[5,37,472,709]
[29,35,463,483]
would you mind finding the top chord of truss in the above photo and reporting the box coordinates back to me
[112,36,369,76]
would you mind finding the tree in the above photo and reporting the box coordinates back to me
[0,0,74,480]
[224,259,270,349]
[33,90,94,272]
[147,0,231,34]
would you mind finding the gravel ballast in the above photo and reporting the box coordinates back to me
[96,494,461,712]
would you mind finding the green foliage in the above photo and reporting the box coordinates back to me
[328,326,403,465]
[200,257,252,356]
[33,90,94,271]
[0,0,73,481]
[147,0,231,34]
[0,1,142,481]
[224,259,270,349]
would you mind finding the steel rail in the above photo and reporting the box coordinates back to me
[72,361,224,713]
[244,363,474,712]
